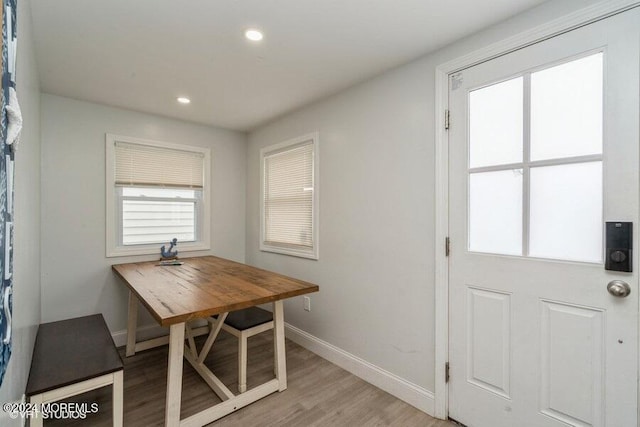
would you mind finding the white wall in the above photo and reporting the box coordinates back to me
[40,95,246,333]
[0,0,42,421]
[246,0,601,400]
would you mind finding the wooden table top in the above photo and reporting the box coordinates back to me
[112,256,319,327]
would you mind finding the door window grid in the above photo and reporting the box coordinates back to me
[467,52,603,261]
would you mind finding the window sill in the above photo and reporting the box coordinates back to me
[106,241,210,258]
[260,244,318,260]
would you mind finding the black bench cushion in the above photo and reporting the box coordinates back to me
[26,314,123,397]
[214,307,273,330]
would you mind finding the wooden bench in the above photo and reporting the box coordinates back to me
[25,314,124,427]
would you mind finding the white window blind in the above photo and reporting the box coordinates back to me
[263,141,314,250]
[115,141,204,188]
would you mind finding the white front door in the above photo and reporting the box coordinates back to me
[448,9,639,427]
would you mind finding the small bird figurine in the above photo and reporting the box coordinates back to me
[160,238,178,260]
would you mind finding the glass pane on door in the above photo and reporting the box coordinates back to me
[469,170,523,255]
[529,162,602,262]
[469,77,523,168]
[530,53,603,161]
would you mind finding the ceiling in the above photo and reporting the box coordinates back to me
[30,0,548,132]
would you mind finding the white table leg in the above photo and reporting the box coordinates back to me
[166,323,185,427]
[273,300,287,391]
[126,291,138,357]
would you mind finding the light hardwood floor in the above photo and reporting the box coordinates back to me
[45,331,455,426]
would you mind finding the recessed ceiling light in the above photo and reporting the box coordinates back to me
[245,29,263,41]
[177,97,191,104]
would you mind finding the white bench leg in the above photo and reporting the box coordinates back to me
[112,370,124,427]
[29,394,44,427]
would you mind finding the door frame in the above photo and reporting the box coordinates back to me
[433,0,640,419]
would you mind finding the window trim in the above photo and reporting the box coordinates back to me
[106,134,211,257]
[260,132,319,260]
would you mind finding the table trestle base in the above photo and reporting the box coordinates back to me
[180,379,279,427]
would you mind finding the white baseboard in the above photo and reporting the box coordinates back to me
[284,323,435,416]
[112,323,165,347]
[112,322,435,417]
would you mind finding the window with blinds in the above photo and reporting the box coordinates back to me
[106,135,211,257]
[261,133,319,259]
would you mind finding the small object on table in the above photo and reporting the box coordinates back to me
[157,260,184,266]
[160,238,178,260]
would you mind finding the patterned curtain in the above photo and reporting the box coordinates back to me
[0,0,18,386]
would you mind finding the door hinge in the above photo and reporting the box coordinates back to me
[444,109,450,130]
[445,362,450,383]
[445,237,450,257]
